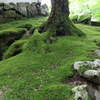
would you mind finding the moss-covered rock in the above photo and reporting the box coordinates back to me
[0,28,26,46]
[0,28,26,60]
[78,15,91,24]
[69,15,78,23]
[74,59,100,84]
[2,40,27,60]
[3,10,17,18]
[78,65,96,76]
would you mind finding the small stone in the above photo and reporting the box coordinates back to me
[94,49,100,56]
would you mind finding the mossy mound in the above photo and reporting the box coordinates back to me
[69,15,78,23]
[0,28,26,37]
[26,29,50,54]
[17,24,33,30]
[0,28,26,60]
[0,28,26,46]
[78,15,91,24]
[2,40,27,60]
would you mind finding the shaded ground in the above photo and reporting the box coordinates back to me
[64,75,99,90]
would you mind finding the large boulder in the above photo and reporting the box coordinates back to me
[25,2,30,8]
[74,59,100,84]
[3,10,16,18]
[27,2,38,17]
[41,4,49,16]
[0,2,49,23]
[3,3,14,10]
[15,2,27,16]
[9,2,16,6]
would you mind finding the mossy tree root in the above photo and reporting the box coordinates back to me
[39,0,85,37]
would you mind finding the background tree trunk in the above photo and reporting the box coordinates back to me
[41,0,85,36]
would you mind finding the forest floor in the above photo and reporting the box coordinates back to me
[0,17,100,100]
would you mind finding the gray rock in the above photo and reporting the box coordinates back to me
[9,2,16,6]
[95,90,100,100]
[87,86,100,100]
[94,49,100,56]
[74,59,100,70]
[27,2,38,17]
[41,4,49,16]
[3,10,16,18]
[74,59,100,84]
[83,70,100,84]
[15,2,27,16]
[72,85,88,100]
[3,3,14,10]
[25,2,30,8]
[74,61,84,70]
[87,86,95,100]
[72,85,100,100]
[0,3,4,6]
[0,6,3,15]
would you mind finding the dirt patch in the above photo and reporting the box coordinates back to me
[64,75,98,89]
[0,90,4,100]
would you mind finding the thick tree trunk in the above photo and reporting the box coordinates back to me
[41,0,85,36]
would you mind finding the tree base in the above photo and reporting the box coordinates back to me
[39,16,85,37]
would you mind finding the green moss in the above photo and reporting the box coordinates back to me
[0,28,26,37]
[28,27,36,34]
[69,15,78,23]
[17,24,33,30]
[33,83,74,100]
[78,65,97,76]
[0,17,99,100]
[0,18,14,24]
[2,40,27,60]
[93,36,100,45]
[78,15,91,24]
[25,29,50,54]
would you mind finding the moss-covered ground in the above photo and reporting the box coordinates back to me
[0,17,100,100]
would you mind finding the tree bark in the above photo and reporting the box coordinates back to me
[41,0,85,36]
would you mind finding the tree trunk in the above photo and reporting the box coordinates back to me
[41,0,85,36]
